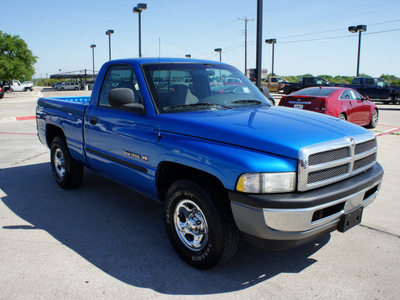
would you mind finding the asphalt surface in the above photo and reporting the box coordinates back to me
[0,89,399,299]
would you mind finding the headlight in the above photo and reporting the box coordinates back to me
[236,172,296,193]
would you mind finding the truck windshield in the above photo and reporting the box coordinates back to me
[143,63,270,113]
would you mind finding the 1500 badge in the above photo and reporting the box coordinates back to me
[124,150,148,162]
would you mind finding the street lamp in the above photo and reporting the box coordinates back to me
[105,29,114,61]
[265,39,277,76]
[348,25,367,77]
[214,48,222,62]
[133,3,147,57]
[90,44,96,80]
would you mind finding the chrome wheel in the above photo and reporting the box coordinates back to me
[338,113,346,121]
[53,148,66,178]
[371,110,378,127]
[174,199,209,251]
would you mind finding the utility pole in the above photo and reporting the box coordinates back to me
[238,17,254,76]
[255,0,263,88]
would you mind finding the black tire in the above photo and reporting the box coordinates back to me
[365,109,379,129]
[392,97,399,105]
[338,113,347,121]
[60,88,65,91]
[164,180,239,269]
[74,87,79,90]
[50,137,84,189]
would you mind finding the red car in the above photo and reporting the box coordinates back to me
[279,87,378,128]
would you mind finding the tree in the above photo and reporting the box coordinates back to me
[0,31,37,84]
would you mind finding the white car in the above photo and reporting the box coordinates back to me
[3,80,33,92]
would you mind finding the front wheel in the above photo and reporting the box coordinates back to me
[164,180,239,269]
[50,137,83,189]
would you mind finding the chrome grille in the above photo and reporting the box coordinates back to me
[308,165,349,184]
[309,147,350,166]
[355,139,376,155]
[298,133,377,191]
[354,153,376,170]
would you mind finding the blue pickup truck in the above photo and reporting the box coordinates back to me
[336,77,400,104]
[36,58,383,269]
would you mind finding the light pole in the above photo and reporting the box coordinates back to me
[90,44,96,80]
[255,0,263,88]
[133,3,147,57]
[348,25,367,77]
[265,39,277,76]
[214,48,222,62]
[105,29,114,61]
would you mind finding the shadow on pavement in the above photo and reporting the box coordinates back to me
[0,162,330,295]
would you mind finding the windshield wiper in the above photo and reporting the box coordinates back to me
[166,102,232,110]
[231,100,265,105]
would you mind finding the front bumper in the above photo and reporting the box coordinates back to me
[229,163,383,249]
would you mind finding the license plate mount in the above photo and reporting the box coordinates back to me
[338,206,363,233]
[294,104,303,109]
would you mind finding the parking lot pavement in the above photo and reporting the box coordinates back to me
[0,96,399,299]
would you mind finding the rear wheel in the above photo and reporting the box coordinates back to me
[50,137,83,189]
[366,109,379,128]
[164,180,239,269]
[338,113,347,121]
[392,97,399,105]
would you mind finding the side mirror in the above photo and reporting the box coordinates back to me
[108,88,145,113]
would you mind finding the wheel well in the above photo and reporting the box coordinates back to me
[339,112,347,120]
[156,162,227,203]
[45,124,66,147]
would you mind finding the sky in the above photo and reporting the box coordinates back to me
[2,0,400,79]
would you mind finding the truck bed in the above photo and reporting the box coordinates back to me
[36,96,90,164]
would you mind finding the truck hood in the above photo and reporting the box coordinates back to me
[159,106,369,159]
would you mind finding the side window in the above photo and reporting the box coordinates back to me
[340,90,350,99]
[350,90,363,100]
[353,78,361,84]
[377,79,388,88]
[365,78,375,86]
[98,65,141,107]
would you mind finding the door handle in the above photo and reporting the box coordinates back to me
[89,116,98,125]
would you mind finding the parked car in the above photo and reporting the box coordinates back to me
[58,82,81,91]
[2,80,33,92]
[52,82,63,89]
[262,77,288,92]
[334,77,400,104]
[281,77,330,94]
[0,86,4,99]
[279,87,378,128]
[225,78,242,84]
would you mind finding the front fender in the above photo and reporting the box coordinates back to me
[156,132,298,191]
